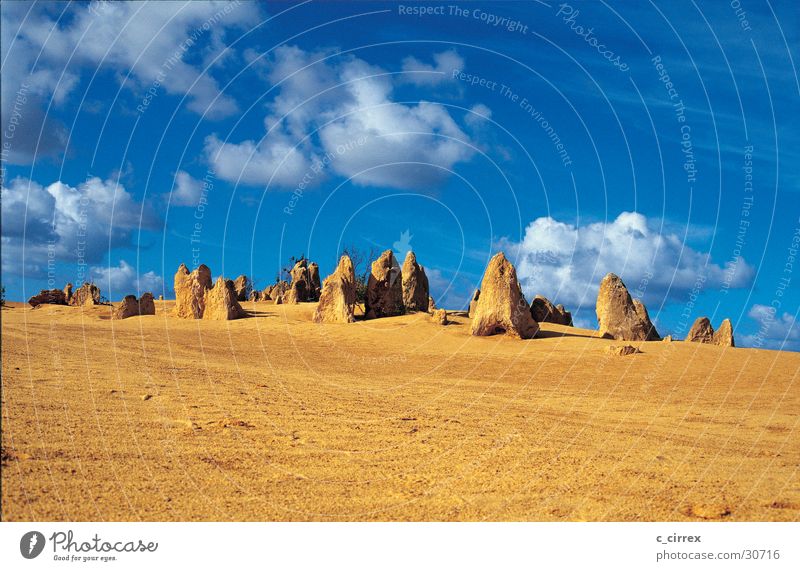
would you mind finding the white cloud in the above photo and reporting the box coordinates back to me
[171,170,204,206]
[205,46,476,190]
[204,133,313,187]
[1,1,259,163]
[741,304,800,351]
[464,103,492,129]
[90,259,164,300]
[400,50,465,86]
[498,212,755,317]
[1,176,158,277]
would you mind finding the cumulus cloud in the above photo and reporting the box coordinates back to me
[204,133,314,187]
[0,1,259,163]
[1,176,158,277]
[171,170,205,206]
[205,46,476,190]
[498,212,754,316]
[400,50,465,86]
[464,103,492,129]
[89,259,164,299]
[741,304,800,351]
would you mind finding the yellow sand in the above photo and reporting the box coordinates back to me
[2,301,798,521]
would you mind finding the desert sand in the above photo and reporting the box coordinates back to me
[2,300,798,521]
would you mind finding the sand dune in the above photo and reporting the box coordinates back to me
[2,300,798,521]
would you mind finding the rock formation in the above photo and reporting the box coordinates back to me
[365,250,404,319]
[266,281,288,301]
[28,289,68,307]
[470,253,539,339]
[687,317,715,343]
[70,282,101,306]
[114,293,155,319]
[606,345,642,356]
[280,259,321,303]
[174,263,212,319]
[308,262,322,301]
[556,304,572,326]
[282,280,306,304]
[249,290,262,302]
[232,275,249,301]
[140,292,156,314]
[289,260,310,302]
[431,308,448,325]
[401,251,429,312]
[633,300,656,336]
[713,319,735,347]
[686,317,735,347]
[63,283,73,304]
[468,289,480,318]
[203,277,246,320]
[313,255,357,324]
[595,273,660,341]
[428,296,437,312]
[530,295,573,326]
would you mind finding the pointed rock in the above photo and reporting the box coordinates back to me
[468,289,480,318]
[401,251,429,312]
[365,250,404,319]
[530,295,573,326]
[428,296,437,312]
[232,275,249,301]
[174,263,212,319]
[313,255,357,324]
[713,318,735,347]
[555,304,573,326]
[284,259,321,303]
[71,282,101,306]
[595,273,659,341]
[470,253,539,339]
[308,262,322,301]
[63,283,73,304]
[633,300,656,336]
[288,260,310,303]
[266,281,288,302]
[282,280,306,304]
[687,317,715,343]
[203,277,246,320]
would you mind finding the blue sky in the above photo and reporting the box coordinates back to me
[1,0,798,349]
